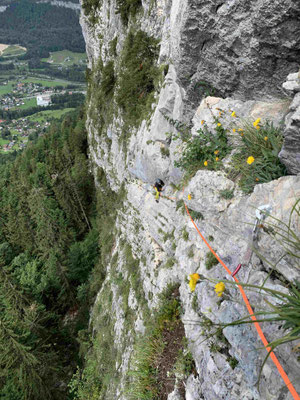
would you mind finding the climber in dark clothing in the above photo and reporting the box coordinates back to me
[153,179,165,203]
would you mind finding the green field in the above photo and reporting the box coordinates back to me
[22,77,75,87]
[0,77,82,97]
[42,50,86,66]
[0,82,13,96]
[0,137,9,146]
[26,108,76,122]
[12,97,37,110]
[1,45,27,58]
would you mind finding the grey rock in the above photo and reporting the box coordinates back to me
[185,375,203,400]
[279,76,300,174]
[287,72,300,81]
[289,92,300,111]
[282,80,300,94]
[172,0,300,119]
[168,387,184,400]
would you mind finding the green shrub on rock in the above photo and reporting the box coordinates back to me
[116,30,160,130]
[116,0,142,25]
[230,121,287,194]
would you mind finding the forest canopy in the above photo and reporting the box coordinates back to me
[0,109,100,399]
[0,0,85,58]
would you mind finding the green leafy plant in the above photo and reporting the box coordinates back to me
[161,114,191,142]
[189,209,204,221]
[176,199,185,215]
[192,80,218,98]
[182,227,189,241]
[116,0,142,25]
[164,257,176,269]
[174,121,231,178]
[219,188,234,199]
[82,0,102,23]
[205,251,219,270]
[230,121,287,193]
[188,247,194,259]
[160,145,170,157]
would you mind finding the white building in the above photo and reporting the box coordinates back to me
[36,95,51,107]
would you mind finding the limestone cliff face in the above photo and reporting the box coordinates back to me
[80,1,300,399]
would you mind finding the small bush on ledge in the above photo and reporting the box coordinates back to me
[174,120,231,178]
[230,120,287,193]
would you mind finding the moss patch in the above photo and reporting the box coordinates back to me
[205,251,219,270]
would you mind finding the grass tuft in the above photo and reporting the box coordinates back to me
[219,188,234,199]
[230,121,287,193]
[205,251,219,270]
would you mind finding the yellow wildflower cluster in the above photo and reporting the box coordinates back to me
[204,160,208,167]
[189,273,200,292]
[188,194,192,201]
[217,123,222,127]
[214,282,225,297]
[247,156,255,165]
[253,118,261,129]
[231,111,236,117]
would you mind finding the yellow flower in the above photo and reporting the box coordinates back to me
[204,160,208,166]
[201,120,205,125]
[189,273,200,292]
[216,157,219,161]
[247,156,255,165]
[232,128,236,133]
[240,132,244,136]
[188,194,192,200]
[238,128,243,132]
[253,118,261,128]
[214,282,225,297]
[264,136,268,141]
[217,123,221,127]
[214,150,219,155]
[231,111,236,117]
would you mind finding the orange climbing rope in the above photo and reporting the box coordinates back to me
[184,201,300,400]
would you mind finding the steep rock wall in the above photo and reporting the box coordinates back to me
[80,0,300,399]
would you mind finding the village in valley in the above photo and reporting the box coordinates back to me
[0,44,86,154]
[0,117,50,152]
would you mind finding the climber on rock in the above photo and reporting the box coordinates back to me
[153,178,165,203]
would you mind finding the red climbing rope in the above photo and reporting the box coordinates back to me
[184,201,300,400]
